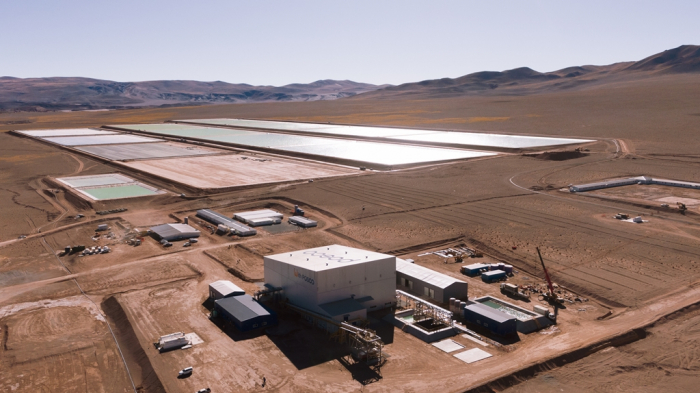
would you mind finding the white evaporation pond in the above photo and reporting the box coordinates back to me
[176,119,593,148]
[285,140,496,166]
[18,129,118,137]
[177,118,439,138]
[115,124,252,138]
[388,132,593,149]
[57,174,133,188]
[42,134,162,146]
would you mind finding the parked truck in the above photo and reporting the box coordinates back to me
[500,283,530,300]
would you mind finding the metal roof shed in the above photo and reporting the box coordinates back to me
[214,295,277,332]
[196,209,256,236]
[209,280,245,300]
[289,216,318,228]
[150,223,200,241]
[395,259,468,303]
[463,303,517,336]
[234,209,283,224]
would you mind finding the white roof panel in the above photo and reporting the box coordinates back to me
[209,280,245,297]
[396,259,466,289]
[266,244,394,272]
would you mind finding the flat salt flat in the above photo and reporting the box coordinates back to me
[122,154,357,189]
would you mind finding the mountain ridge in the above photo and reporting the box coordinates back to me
[0,77,388,112]
[353,45,700,100]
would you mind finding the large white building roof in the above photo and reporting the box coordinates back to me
[266,244,393,272]
[396,259,466,289]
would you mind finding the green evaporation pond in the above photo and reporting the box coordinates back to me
[83,184,158,200]
[480,300,532,320]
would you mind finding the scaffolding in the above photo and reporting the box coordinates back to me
[396,289,453,327]
[285,302,384,366]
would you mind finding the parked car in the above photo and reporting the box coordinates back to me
[196,389,211,393]
[178,367,193,377]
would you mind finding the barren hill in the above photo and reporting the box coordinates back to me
[354,45,700,99]
[0,77,387,112]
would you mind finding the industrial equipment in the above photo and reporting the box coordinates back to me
[677,202,687,214]
[500,283,530,300]
[293,205,305,216]
[536,247,564,306]
[613,213,629,220]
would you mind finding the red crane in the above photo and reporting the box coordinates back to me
[536,247,562,305]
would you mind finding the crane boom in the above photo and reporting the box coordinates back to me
[536,247,555,296]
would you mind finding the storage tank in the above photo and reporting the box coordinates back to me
[504,265,513,274]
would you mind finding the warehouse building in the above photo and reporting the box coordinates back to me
[196,209,256,236]
[288,216,318,228]
[214,294,277,332]
[395,259,468,304]
[234,209,283,226]
[264,245,396,318]
[463,303,517,336]
[209,280,245,300]
[149,223,200,241]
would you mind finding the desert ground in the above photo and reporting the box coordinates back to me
[1,72,700,392]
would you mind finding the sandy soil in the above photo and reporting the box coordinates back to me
[2,76,700,391]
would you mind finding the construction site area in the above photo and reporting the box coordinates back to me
[2,83,700,393]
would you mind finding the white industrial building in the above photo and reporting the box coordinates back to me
[395,259,468,304]
[209,280,245,300]
[234,209,283,226]
[264,245,396,321]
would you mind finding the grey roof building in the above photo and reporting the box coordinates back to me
[395,259,468,304]
[463,303,517,336]
[150,223,200,241]
[214,294,277,332]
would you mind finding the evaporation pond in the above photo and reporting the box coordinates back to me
[19,129,118,137]
[81,184,159,200]
[479,300,532,321]
[58,174,133,188]
[42,134,162,146]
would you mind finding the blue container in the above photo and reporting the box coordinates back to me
[481,270,506,283]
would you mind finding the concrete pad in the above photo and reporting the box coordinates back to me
[185,332,204,345]
[432,339,465,353]
[453,348,492,363]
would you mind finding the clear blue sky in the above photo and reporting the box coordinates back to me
[1,1,698,86]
